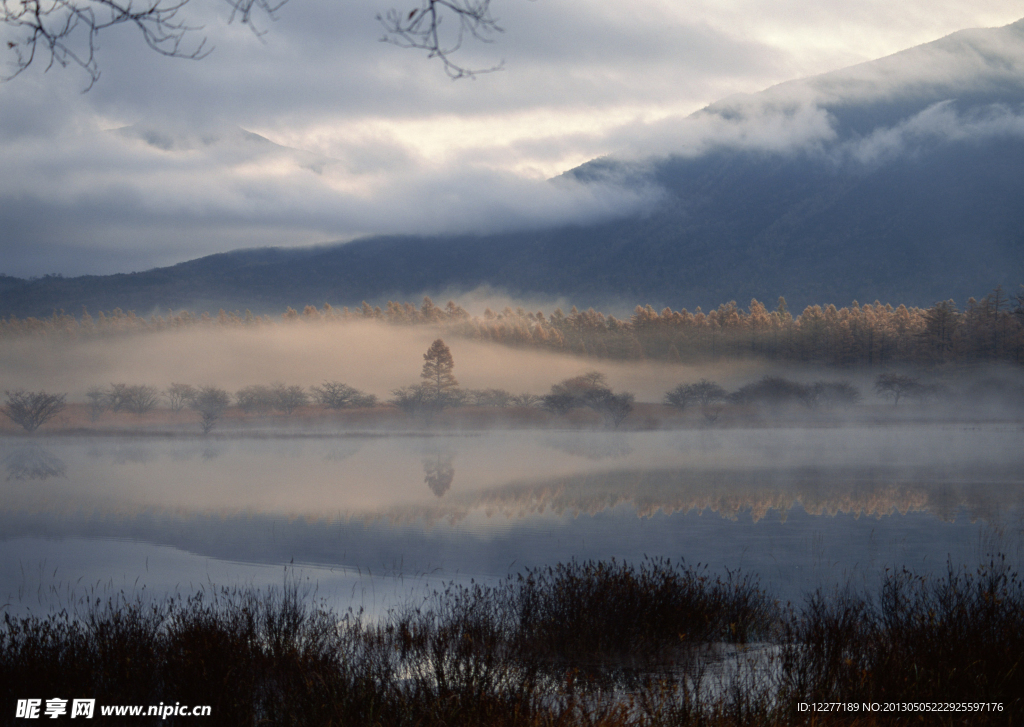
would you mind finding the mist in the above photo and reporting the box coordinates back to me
[4,5,1024,716]
[0,121,660,278]
[6,14,1024,277]
[3,310,1022,642]
[0,319,769,403]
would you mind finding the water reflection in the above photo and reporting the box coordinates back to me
[545,432,633,460]
[423,454,455,497]
[4,445,66,481]
[324,439,364,462]
[1,428,1022,522]
[2,425,1023,608]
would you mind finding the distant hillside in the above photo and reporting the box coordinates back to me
[3,20,1024,318]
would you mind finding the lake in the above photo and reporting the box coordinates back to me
[2,423,1022,615]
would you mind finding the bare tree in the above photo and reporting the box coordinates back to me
[511,392,541,408]
[236,384,276,415]
[166,382,197,412]
[466,388,514,407]
[104,382,130,412]
[540,391,578,416]
[592,390,634,428]
[809,381,861,410]
[1,0,280,88]
[542,372,634,427]
[190,385,230,434]
[85,385,109,421]
[94,383,159,414]
[665,379,726,424]
[378,0,502,79]
[663,384,691,411]
[389,384,428,414]
[310,381,377,409]
[120,384,160,414]
[4,0,502,87]
[542,372,605,415]
[2,390,66,432]
[271,383,308,415]
[730,376,812,410]
[875,373,921,407]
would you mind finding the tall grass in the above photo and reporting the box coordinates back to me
[777,556,1024,717]
[512,559,773,677]
[1,557,1021,726]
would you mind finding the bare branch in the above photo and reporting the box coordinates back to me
[224,0,286,38]
[1,0,285,88]
[3,0,497,87]
[378,0,503,79]
[2,389,66,432]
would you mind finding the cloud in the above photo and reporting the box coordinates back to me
[609,99,838,160]
[2,0,1024,276]
[0,117,663,276]
[836,100,1024,165]
[591,17,1024,162]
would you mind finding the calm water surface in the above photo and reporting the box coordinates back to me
[2,424,1022,613]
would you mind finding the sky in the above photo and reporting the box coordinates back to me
[1,0,1023,277]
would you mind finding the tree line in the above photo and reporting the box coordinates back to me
[6,338,1018,435]
[3,286,1023,366]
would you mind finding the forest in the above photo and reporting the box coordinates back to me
[1,286,1022,367]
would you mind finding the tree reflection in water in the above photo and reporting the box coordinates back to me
[423,454,455,497]
[4,445,67,481]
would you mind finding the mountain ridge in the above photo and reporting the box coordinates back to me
[3,19,1024,318]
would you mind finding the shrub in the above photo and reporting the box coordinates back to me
[874,372,923,407]
[85,386,109,421]
[310,381,377,409]
[808,380,861,409]
[90,384,160,415]
[1,390,66,432]
[665,379,727,423]
[542,373,634,427]
[271,384,309,415]
[166,383,198,412]
[120,385,160,414]
[1,558,1021,725]
[389,385,427,415]
[236,385,275,415]
[466,388,515,408]
[512,558,773,673]
[778,557,1024,713]
[730,376,812,409]
[389,384,465,417]
[510,393,541,408]
[191,386,230,434]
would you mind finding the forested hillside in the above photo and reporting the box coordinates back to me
[4,288,1021,367]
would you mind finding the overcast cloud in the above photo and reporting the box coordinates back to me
[1,0,1023,276]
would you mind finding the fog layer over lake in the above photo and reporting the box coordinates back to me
[2,424,1022,612]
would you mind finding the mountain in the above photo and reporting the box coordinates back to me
[4,20,1024,318]
[114,121,337,176]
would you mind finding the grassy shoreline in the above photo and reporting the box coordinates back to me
[2,557,1021,726]
[4,401,1021,440]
